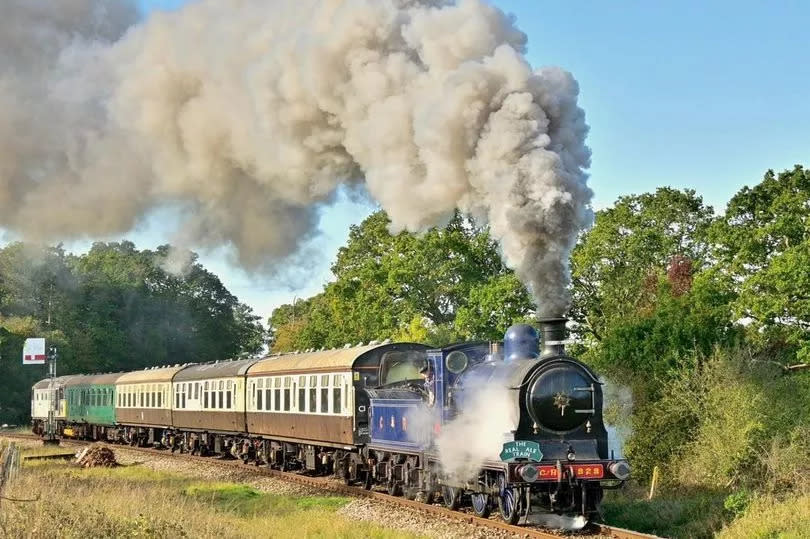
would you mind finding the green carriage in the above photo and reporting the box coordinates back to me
[64,373,123,439]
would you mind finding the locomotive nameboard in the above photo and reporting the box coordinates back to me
[499,440,542,462]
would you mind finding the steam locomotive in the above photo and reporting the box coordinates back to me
[361,317,629,527]
[31,317,628,528]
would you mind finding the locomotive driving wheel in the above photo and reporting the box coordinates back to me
[471,490,491,518]
[497,473,524,525]
[441,485,461,510]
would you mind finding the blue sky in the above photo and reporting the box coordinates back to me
[44,1,810,320]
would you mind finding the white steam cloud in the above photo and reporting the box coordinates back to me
[0,0,592,315]
[602,378,633,458]
[435,384,518,481]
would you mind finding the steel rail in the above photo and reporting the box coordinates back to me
[0,433,660,539]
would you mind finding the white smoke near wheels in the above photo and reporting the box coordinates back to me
[0,0,592,316]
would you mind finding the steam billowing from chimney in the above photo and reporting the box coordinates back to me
[0,0,592,316]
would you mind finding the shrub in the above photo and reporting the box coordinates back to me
[719,494,810,539]
[674,354,810,491]
[620,345,810,491]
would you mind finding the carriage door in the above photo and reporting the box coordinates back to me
[353,370,371,439]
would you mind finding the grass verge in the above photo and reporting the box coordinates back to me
[0,446,420,538]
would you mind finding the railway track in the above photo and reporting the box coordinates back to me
[0,432,658,539]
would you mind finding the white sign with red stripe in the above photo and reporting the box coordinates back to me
[22,338,46,365]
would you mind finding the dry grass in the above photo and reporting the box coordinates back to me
[0,451,421,538]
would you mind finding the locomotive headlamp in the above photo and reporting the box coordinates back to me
[609,461,631,481]
[518,464,539,483]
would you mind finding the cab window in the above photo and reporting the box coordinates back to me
[379,351,427,386]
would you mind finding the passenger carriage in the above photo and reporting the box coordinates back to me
[244,343,428,472]
[167,359,259,454]
[115,365,185,445]
[63,373,123,439]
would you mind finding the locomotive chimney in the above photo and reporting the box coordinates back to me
[538,317,568,358]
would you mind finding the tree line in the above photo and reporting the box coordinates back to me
[271,165,810,372]
[0,241,264,423]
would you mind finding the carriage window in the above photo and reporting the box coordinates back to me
[320,375,329,414]
[262,388,268,411]
[226,390,232,409]
[157,390,162,408]
[333,375,342,414]
[175,386,180,409]
[257,387,263,410]
[309,376,317,413]
[181,386,186,409]
[218,381,224,409]
[298,388,305,413]
[379,350,427,386]
[283,377,291,411]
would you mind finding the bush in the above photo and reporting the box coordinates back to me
[674,354,810,491]
[621,347,810,491]
[719,494,810,539]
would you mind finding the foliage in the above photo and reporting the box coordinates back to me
[0,241,265,423]
[712,165,810,359]
[454,273,533,339]
[718,494,810,539]
[587,270,740,394]
[570,187,715,342]
[624,347,810,492]
[268,211,531,351]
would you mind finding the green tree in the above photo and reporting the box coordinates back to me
[570,188,716,343]
[591,270,740,392]
[0,240,265,423]
[712,165,810,360]
[454,273,532,339]
[268,211,529,352]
